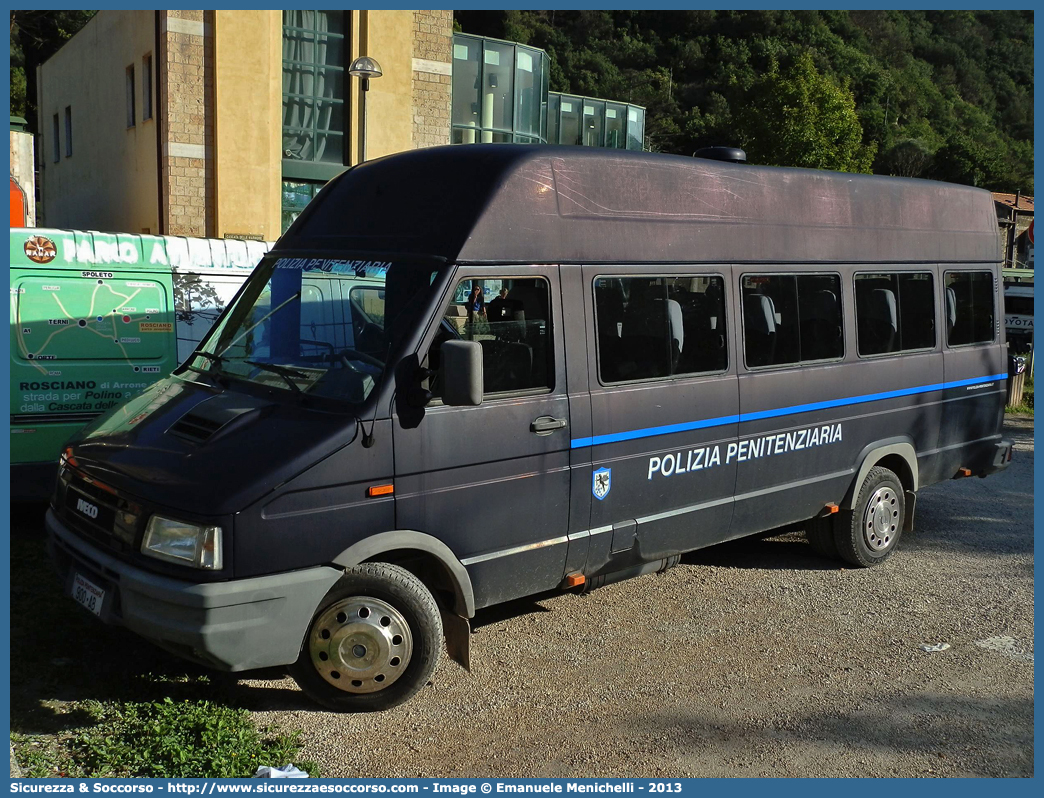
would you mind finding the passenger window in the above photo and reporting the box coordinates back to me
[945,271,995,346]
[594,275,727,384]
[427,277,553,399]
[741,273,843,368]
[855,272,935,356]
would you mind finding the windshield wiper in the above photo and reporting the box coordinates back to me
[245,361,307,394]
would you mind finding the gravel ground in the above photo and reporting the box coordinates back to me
[237,417,1034,778]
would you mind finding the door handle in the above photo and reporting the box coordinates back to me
[531,416,567,435]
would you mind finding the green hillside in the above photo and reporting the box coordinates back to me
[457,10,1034,191]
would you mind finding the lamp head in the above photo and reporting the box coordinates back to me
[348,56,383,79]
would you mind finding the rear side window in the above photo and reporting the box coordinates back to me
[741,273,843,368]
[945,271,995,346]
[854,272,935,356]
[594,275,727,383]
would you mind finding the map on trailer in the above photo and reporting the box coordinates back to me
[14,274,171,375]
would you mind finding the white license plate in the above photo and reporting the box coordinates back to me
[72,572,105,617]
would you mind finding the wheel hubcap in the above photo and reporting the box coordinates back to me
[863,486,900,552]
[308,596,413,693]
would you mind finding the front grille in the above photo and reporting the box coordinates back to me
[59,469,141,553]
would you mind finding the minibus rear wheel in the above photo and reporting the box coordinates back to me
[289,562,443,712]
[836,466,905,567]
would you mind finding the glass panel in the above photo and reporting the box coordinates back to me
[318,9,343,35]
[559,96,581,145]
[627,107,645,151]
[451,36,481,132]
[605,103,627,149]
[540,66,548,142]
[283,30,315,64]
[596,276,728,383]
[481,41,514,136]
[855,273,898,355]
[898,273,935,350]
[283,64,315,98]
[514,47,543,138]
[856,272,936,354]
[316,131,343,164]
[546,93,560,145]
[797,274,843,361]
[316,69,344,107]
[583,100,605,147]
[946,271,994,345]
[318,34,343,66]
[283,128,314,161]
[428,278,553,398]
[742,275,800,368]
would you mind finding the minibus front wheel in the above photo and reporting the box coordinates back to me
[289,562,443,711]
[836,466,905,568]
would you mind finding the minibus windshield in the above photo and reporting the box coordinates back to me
[189,254,441,406]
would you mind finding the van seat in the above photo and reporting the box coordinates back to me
[744,293,777,367]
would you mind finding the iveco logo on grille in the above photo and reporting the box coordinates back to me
[76,498,99,519]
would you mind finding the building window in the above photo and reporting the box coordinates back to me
[945,271,995,346]
[742,273,844,368]
[282,11,347,169]
[451,34,548,145]
[64,107,72,157]
[595,275,728,383]
[52,114,60,163]
[855,272,936,356]
[282,179,324,232]
[143,54,153,121]
[126,64,136,127]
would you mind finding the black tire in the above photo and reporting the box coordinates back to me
[805,514,839,559]
[835,466,905,568]
[288,562,442,712]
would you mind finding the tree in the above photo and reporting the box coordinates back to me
[738,50,877,172]
[9,10,96,131]
[880,138,934,178]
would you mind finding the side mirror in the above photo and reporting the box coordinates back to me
[441,340,483,406]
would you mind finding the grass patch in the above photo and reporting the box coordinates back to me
[10,506,317,778]
[13,699,317,778]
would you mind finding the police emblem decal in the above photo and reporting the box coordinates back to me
[592,467,611,500]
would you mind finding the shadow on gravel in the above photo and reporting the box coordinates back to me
[636,692,1033,777]
[681,533,839,572]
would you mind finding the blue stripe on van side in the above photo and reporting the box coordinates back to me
[570,372,1008,449]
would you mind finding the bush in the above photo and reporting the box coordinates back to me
[15,698,317,779]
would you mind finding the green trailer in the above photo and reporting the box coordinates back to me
[10,228,268,499]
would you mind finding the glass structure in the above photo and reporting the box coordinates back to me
[547,92,645,150]
[451,34,548,145]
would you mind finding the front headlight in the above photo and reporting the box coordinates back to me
[142,515,223,570]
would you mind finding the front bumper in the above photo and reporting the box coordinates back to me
[46,508,342,671]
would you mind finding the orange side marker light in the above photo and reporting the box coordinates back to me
[825,503,840,514]
[564,573,586,588]
[367,484,394,497]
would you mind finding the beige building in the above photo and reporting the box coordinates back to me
[37,10,453,238]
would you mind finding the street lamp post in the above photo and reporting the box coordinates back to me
[348,56,383,163]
